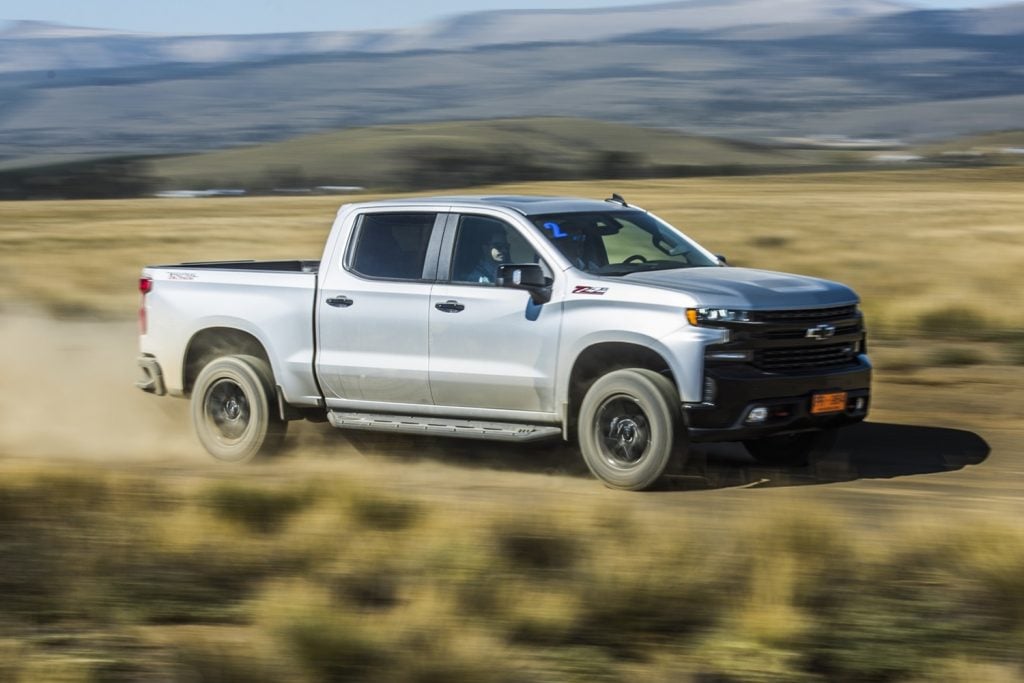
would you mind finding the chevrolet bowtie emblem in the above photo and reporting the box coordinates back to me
[805,323,837,340]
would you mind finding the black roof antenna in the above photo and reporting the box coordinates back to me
[606,193,628,207]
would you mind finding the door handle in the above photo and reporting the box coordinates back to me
[326,296,354,308]
[435,300,465,313]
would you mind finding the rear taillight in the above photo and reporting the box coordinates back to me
[139,277,152,334]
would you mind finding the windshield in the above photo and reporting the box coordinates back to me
[528,210,718,276]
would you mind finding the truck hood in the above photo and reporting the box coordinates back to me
[618,266,858,309]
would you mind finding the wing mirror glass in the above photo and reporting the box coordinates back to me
[497,263,552,305]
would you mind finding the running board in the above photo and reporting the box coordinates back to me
[327,411,562,442]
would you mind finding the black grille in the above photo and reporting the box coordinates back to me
[753,342,858,372]
[762,323,861,341]
[752,305,857,323]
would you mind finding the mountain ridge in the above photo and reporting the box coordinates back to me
[0,1,1022,169]
[0,0,914,72]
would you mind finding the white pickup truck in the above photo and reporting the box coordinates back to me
[137,194,870,490]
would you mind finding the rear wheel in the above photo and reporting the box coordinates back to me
[578,368,686,490]
[191,355,287,463]
[743,428,838,466]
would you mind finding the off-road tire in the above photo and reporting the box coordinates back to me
[191,355,287,463]
[578,368,685,490]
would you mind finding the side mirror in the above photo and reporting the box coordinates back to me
[497,263,552,305]
[716,254,729,266]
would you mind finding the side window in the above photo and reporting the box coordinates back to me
[450,215,543,285]
[348,213,436,280]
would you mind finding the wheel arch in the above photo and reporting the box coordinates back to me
[565,341,681,440]
[182,327,273,397]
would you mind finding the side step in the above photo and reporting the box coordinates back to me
[327,411,562,443]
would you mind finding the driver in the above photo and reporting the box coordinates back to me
[463,229,511,284]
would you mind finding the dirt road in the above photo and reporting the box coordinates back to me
[1,313,1020,526]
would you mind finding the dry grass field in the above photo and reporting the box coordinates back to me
[2,166,1023,336]
[1,167,1023,681]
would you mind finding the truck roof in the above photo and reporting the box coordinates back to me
[344,195,640,216]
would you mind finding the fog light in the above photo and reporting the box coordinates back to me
[746,406,768,423]
[854,397,866,411]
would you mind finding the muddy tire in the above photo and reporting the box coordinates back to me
[191,355,287,463]
[743,428,838,466]
[578,368,685,491]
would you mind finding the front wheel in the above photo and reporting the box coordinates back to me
[578,368,685,491]
[743,428,838,466]
[191,355,287,463]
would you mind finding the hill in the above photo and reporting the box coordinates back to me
[913,130,1024,156]
[150,117,818,191]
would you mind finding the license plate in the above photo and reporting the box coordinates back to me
[811,391,847,414]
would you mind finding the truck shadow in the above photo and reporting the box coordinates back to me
[667,421,991,491]
[320,421,989,490]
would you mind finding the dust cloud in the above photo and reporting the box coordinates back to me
[0,313,474,473]
[0,313,199,461]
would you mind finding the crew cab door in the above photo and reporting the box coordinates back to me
[428,213,562,415]
[316,211,445,407]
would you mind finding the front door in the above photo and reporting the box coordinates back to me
[428,214,561,414]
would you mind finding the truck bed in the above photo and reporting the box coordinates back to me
[158,259,320,273]
[139,261,321,405]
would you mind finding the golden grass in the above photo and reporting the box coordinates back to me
[1,167,1023,680]
[0,467,1022,681]
[2,167,1023,336]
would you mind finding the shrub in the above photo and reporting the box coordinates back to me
[348,492,422,532]
[751,235,791,249]
[917,307,991,339]
[492,518,581,573]
[1006,338,1024,365]
[204,483,313,534]
[283,614,388,682]
[931,346,984,367]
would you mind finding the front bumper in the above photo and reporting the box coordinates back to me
[136,355,166,396]
[684,356,871,442]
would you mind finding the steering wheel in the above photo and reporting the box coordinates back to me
[623,254,648,264]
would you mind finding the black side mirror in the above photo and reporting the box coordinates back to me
[497,263,552,305]
[716,254,729,266]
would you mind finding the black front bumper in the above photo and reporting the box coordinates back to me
[684,357,871,442]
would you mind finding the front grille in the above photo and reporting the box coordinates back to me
[753,342,858,372]
[752,305,857,324]
[762,323,861,341]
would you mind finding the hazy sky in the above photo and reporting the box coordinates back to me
[0,0,1011,35]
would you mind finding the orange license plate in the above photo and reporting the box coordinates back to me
[811,391,847,414]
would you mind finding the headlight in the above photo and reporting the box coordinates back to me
[686,307,751,326]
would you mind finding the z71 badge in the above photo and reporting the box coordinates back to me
[572,285,608,295]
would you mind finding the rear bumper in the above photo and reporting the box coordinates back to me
[136,355,166,396]
[684,356,871,442]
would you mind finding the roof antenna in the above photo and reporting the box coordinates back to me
[606,193,628,207]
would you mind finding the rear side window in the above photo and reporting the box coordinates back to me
[348,213,436,280]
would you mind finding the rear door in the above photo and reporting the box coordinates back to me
[428,213,562,415]
[317,211,445,407]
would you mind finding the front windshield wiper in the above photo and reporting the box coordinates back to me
[594,261,693,276]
